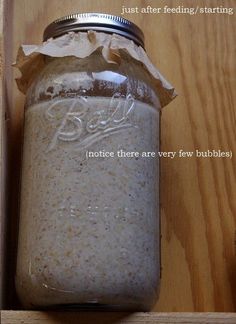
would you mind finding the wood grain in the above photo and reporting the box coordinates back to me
[0,0,11,309]
[0,0,4,309]
[3,0,236,313]
[1,311,236,324]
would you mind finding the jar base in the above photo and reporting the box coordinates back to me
[29,302,152,312]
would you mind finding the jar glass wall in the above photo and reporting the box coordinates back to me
[16,48,161,310]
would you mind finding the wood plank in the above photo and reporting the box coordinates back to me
[0,0,4,308]
[1,311,236,324]
[4,0,236,312]
[0,0,11,309]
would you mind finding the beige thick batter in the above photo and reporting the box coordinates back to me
[16,96,160,310]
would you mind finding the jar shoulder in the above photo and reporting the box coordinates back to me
[26,52,159,107]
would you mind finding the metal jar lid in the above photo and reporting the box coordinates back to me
[43,13,145,48]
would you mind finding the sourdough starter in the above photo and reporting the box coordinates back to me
[16,95,160,309]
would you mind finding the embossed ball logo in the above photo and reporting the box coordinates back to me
[45,93,137,151]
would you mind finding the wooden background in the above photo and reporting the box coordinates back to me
[3,0,236,315]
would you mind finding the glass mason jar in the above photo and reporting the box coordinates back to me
[15,14,164,311]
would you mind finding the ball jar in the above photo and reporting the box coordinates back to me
[15,13,176,310]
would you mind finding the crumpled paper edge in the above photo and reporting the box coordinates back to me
[14,31,177,108]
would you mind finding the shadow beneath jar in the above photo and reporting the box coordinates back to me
[45,311,136,324]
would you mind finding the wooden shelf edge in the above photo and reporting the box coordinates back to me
[1,311,236,323]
